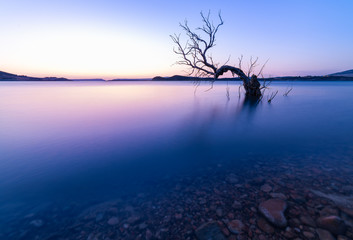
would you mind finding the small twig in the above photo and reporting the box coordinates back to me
[260,78,272,90]
[257,58,269,77]
[238,55,243,70]
[223,55,231,66]
[283,86,293,96]
[267,90,278,103]
[247,56,259,77]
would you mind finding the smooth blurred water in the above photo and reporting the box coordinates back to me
[0,81,353,230]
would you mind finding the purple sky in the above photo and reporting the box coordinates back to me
[0,0,352,79]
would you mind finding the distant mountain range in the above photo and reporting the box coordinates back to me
[0,71,106,81]
[0,70,71,81]
[152,75,238,81]
[1,69,353,81]
[152,73,353,81]
[329,69,353,77]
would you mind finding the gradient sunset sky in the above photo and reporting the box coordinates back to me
[1,0,352,79]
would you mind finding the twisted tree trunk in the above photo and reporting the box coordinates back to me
[215,65,261,97]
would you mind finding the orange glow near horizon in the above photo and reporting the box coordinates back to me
[1,66,191,80]
[0,23,182,80]
[1,68,179,80]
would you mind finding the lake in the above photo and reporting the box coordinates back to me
[1,81,353,239]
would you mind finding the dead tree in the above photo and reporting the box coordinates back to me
[171,12,263,98]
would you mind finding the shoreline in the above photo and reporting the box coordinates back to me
[2,70,353,82]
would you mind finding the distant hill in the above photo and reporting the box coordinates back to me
[0,71,71,81]
[0,71,17,78]
[2,70,353,82]
[329,69,353,77]
[153,75,353,81]
[152,75,239,81]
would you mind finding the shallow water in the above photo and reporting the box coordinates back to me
[1,81,353,239]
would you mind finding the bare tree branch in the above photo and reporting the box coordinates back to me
[171,12,264,98]
[283,85,293,96]
[238,55,243,70]
[170,11,224,78]
[267,90,278,103]
[247,57,259,77]
[257,58,269,77]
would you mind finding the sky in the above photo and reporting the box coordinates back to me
[0,0,352,79]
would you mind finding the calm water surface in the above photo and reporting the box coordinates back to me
[0,81,353,238]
